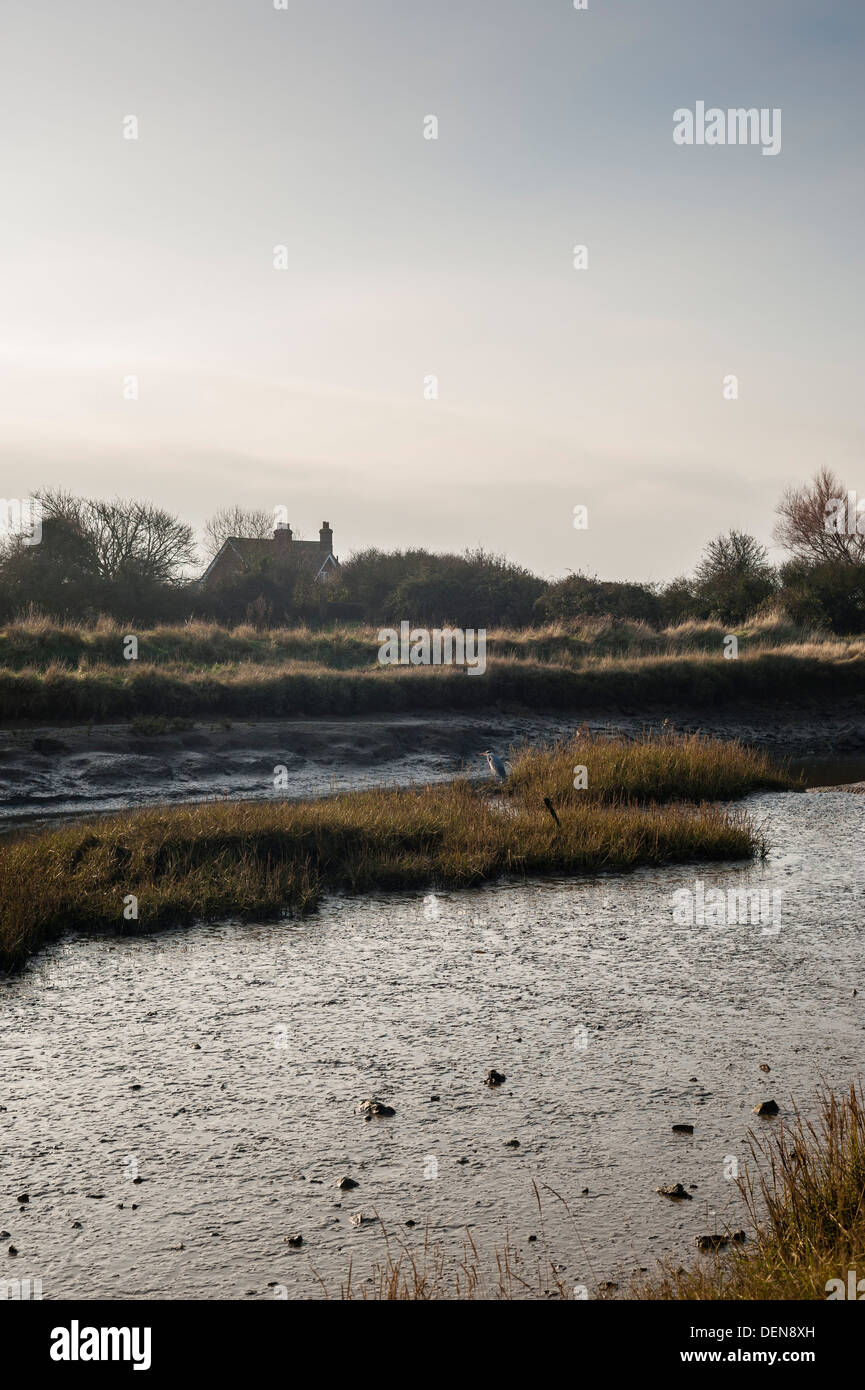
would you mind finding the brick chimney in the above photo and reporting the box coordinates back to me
[274,521,292,551]
[319,521,333,552]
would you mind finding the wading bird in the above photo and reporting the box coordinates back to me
[481,749,508,782]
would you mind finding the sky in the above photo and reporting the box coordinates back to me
[1,0,863,580]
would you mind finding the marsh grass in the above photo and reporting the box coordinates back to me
[508,727,795,803]
[0,610,834,667]
[0,641,862,722]
[636,1083,865,1301]
[0,732,779,969]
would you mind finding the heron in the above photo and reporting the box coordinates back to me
[481,749,508,782]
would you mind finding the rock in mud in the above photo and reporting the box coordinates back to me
[672,1124,694,1134]
[484,1069,506,1087]
[656,1183,693,1200]
[357,1098,395,1118]
[695,1234,728,1251]
[285,1233,303,1247]
[337,1176,359,1190]
[350,1211,376,1227]
[753,1099,780,1116]
[759,1063,771,1073]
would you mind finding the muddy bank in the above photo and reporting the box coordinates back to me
[1,703,864,828]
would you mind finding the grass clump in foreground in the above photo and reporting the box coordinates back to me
[638,1083,865,1301]
[0,732,786,970]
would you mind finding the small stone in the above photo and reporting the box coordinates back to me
[484,1069,506,1087]
[581,1187,589,1195]
[430,1095,440,1102]
[404,1219,416,1228]
[731,1230,747,1244]
[357,1098,395,1118]
[456,1157,470,1165]
[72,1221,82,1228]
[598,1280,618,1293]
[759,1064,770,1073]
[505,1139,520,1148]
[672,1124,694,1134]
[8,1245,17,1256]
[191,1043,201,1050]
[656,1183,693,1200]
[689,1076,698,1082]
[528,1234,537,1242]
[132,1176,145,1184]
[695,1234,727,1251]
[17,1194,29,1203]
[753,1099,779,1116]
[285,1233,303,1247]
[350,1211,376,1227]
[337,1176,359,1190]
[130,1084,142,1091]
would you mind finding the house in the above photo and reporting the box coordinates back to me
[200,521,340,589]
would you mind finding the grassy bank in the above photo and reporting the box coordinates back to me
[0,612,831,670]
[637,1084,865,1301]
[1,643,863,723]
[0,732,782,969]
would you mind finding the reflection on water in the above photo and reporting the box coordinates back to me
[1,788,863,1300]
[792,755,865,788]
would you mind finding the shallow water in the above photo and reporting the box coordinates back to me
[2,788,863,1300]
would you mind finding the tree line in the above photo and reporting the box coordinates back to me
[2,470,864,631]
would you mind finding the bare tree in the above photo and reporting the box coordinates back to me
[35,489,197,582]
[774,467,865,565]
[202,505,275,560]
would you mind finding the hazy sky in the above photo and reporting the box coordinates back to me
[1,0,863,579]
